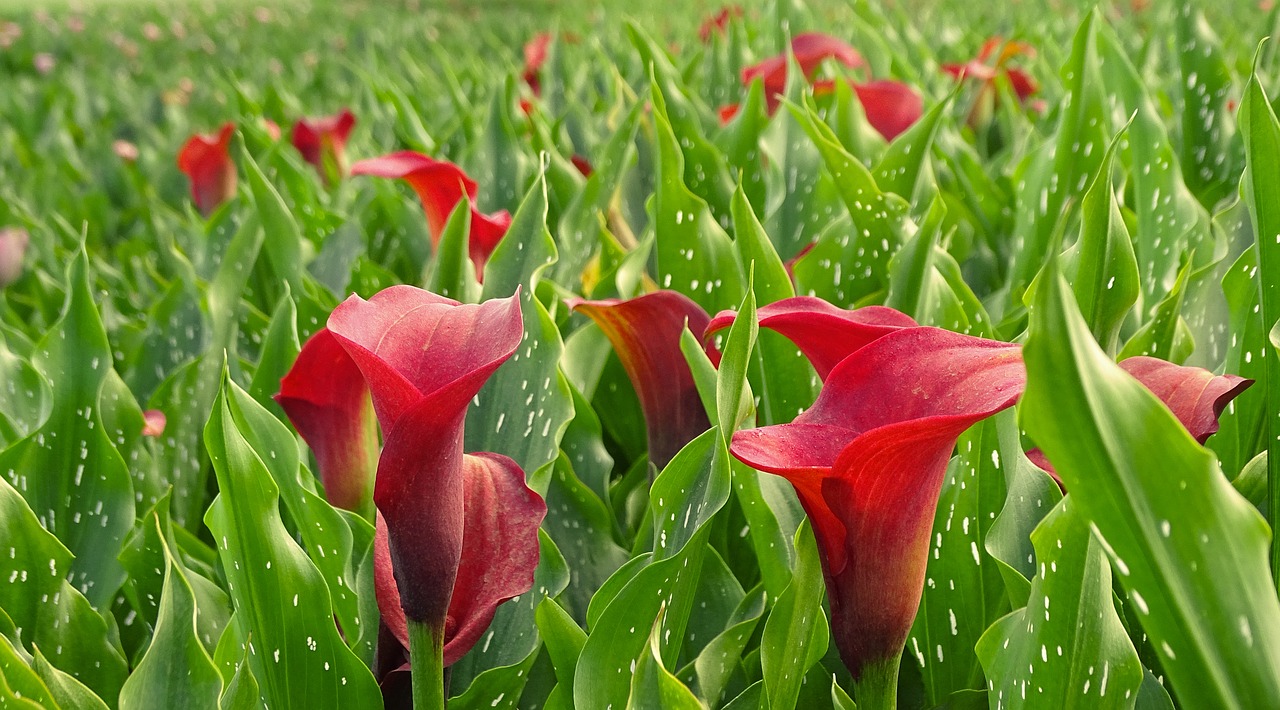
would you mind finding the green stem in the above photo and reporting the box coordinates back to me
[853,653,901,710]
[408,619,446,710]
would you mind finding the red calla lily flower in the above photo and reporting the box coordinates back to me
[568,291,714,469]
[720,78,922,141]
[292,109,356,185]
[698,5,743,43]
[942,37,1039,108]
[522,32,552,96]
[350,152,513,280]
[276,328,379,516]
[1027,356,1252,481]
[741,32,865,97]
[706,297,917,380]
[279,285,545,666]
[730,327,1025,679]
[177,122,236,216]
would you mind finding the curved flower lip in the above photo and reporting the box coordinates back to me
[275,328,378,515]
[374,452,545,666]
[705,297,918,380]
[177,122,236,216]
[812,79,924,141]
[741,32,865,96]
[1116,356,1252,443]
[1028,357,1253,483]
[326,285,524,431]
[729,326,1024,677]
[350,151,511,279]
[568,291,714,469]
[291,108,356,181]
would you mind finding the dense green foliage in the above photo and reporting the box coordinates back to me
[2,0,1280,708]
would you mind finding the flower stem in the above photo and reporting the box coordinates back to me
[408,619,446,710]
[853,653,901,710]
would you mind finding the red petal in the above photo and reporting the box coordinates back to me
[741,32,864,96]
[350,152,508,277]
[350,151,479,236]
[468,208,512,281]
[570,154,593,177]
[374,453,544,664]
[1118,357,1253,444]
[275,329,378,514]
[705,297,917,380]
[522,32,552,94]
[291,108,356,177]
[327,286,523,431]
[729,327,1024,677]
[1004,67,1039,101]
[372,456,544,663]
[698,6,741,42]
[177,122,236,216]
[718,103,742,125]
[852,80,923,141]
[569,292,713,468]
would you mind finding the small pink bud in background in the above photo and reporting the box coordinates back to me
[0,228,30,288]
[33,53,56,75]
[113,140,140,162]
[142,410,167,437]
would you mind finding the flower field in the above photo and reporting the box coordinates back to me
[2,0,1280,708]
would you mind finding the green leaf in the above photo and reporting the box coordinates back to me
[536,597,586,701]
[872,88,952,202]
[626,605,705,710]
[1021,259,1280,707]
[907,415,1010,704]
[976,497,1142,709]
[246,287,299,417]
[243,147,304,297]
[469,172,575,475]
[729,184,817,426]
[31,647,110,710]
[1239,59,1280,586]
[554,100,643,283]
[690,586,765,706]
[118,516,223,710]
[984,412,1065,607]
[426,200,480,303]
[542,454,628,621]
[715,273,757,439]
[1117,258,1193,363]
[790,98,912,307]
[0,249,134,607]
[760,519,830,710]
[1058,126,1139,355]
[203,370,381,708]
[887,195,994,337]
[1175,6,1241,207]
[0,634,56,709]
[575,430,731,709]
[1007,10,1110,305]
